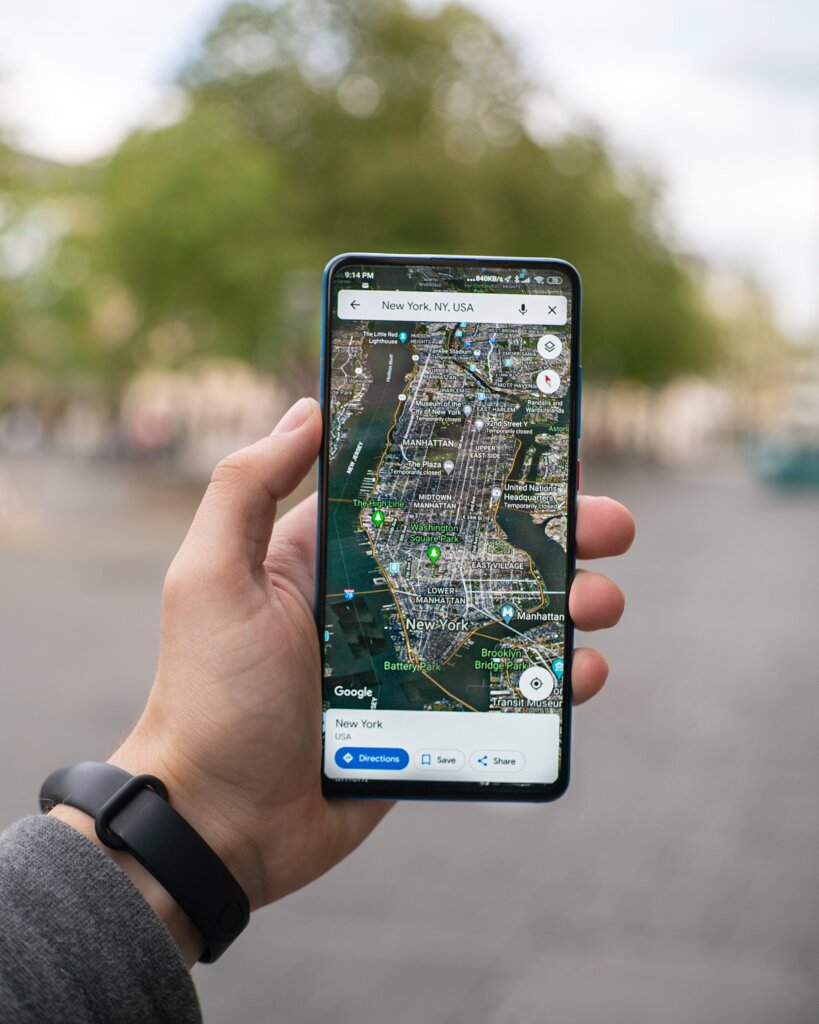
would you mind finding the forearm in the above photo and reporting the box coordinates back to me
[41,732,259,968]
[0,815,201,1024]
[48,804,206,968]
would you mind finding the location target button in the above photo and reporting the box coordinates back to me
[518,665,555,702]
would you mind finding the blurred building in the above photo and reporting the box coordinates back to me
[119,360,289,478]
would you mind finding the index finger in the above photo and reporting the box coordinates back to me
[265,492,318,604]
[575,495,635,560]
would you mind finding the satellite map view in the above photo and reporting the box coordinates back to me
[322,261,575,730]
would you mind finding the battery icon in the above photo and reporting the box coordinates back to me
[546,275,563,284]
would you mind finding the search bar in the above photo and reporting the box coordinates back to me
[337,289,567,326]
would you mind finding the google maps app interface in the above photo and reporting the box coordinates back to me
[322,261,575,787]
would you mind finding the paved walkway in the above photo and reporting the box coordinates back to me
[2,456,817,1022]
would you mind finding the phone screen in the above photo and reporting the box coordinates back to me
[319,255,580,799]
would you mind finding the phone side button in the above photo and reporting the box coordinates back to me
[577,458,581,492]
[577,363,582,438]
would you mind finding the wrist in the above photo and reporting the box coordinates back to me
[48,803,205,968]
[108,724,265,910]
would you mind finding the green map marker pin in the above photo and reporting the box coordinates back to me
[372,508,385,527]
[427,544,441,564]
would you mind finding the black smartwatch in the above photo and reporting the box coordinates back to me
[40,761,250,962]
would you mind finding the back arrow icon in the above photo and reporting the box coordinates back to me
[350,299,360,309]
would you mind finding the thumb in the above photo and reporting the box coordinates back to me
[181,397,322,574]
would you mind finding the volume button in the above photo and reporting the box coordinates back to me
[577,363,582,439]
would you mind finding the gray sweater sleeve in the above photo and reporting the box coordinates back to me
[0,815,201,1024]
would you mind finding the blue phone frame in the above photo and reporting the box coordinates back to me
[316,253,581,802]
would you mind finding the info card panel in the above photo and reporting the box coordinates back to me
[324,708,559,784]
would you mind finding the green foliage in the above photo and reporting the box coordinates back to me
[5,0,717,393]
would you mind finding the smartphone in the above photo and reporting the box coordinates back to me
[317,253,581,801]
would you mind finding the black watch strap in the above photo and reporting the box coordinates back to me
[40,761,250,962]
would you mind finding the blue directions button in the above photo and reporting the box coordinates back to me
[335,747,410,771]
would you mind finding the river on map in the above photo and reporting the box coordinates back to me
[325,337,420,704]
[497,396,569,619]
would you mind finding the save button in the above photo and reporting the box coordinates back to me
[413,749,466,771]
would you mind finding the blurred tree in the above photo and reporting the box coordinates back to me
[0,143,16,367]
[0,142,91,406]
[16,0,718,395]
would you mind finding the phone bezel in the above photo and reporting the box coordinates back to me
[317,253,581,802]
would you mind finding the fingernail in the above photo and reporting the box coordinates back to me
[272,397,317,435]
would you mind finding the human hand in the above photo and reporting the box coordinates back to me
[100,396,633,958]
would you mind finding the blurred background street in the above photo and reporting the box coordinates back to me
[2,453,818,1022]
[2,0,819,1020]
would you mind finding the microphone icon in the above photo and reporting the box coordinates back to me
[519,303,528,315]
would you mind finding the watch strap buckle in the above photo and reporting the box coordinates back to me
[95,774,169,849]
